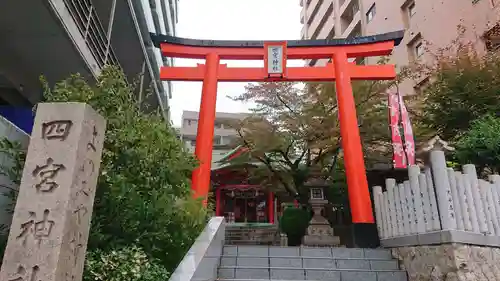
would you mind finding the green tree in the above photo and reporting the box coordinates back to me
[0,138,27,259]
[223,80,392,203]
[410,32,500,141]
[454,115,500,175]
[39,66,208,272]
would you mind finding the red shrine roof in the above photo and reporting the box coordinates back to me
[211,145,259,172]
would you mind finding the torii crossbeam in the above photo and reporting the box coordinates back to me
[152,31,404,225]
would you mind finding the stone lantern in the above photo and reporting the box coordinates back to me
[302,184,341,247]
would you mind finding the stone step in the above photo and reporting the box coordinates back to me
[218,267,407,281]
[226,232,278,235]
[223,246,393,260]
[224,240,281,246]
[220,256,399,270]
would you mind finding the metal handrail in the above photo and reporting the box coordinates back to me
[63,0,120,70]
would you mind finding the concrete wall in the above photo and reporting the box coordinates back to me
[168,217,226,281]
[0,116,29,231]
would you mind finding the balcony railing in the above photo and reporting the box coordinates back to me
[63,0,120,70]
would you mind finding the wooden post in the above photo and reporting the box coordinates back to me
[268,192,274,224]
[448,168,464,231]
[424,167,441,231]
[479,179,497,235]
[332,51,373,224]
[409,165,425,234]
[215,188,221,216]
[372,186,384,239]
[430,150,456,231]
[191,53,220,204]
[398,183,410,235]
[386,179,398,237]
[403,180,416,234]
[418,173,432,232]
[463,164,488,233]
[455,172,473,231]
[393,182,404,236]
[381,191,391,238]
[489,175,500,233]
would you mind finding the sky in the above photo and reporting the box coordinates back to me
[169,0,303,126]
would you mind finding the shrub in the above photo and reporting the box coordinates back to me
[0,138,27,260]
[83,246,169,281]
[454,114,500,174]
[279,207,311,246]
[39,66,208,271]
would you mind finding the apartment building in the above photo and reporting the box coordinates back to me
[300,0,363,66]
[178,110,249,168]
[300,0,500,94]
[0,0,179,123]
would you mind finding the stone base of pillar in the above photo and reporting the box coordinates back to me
[353,223,379,248]
[302,225,341,247]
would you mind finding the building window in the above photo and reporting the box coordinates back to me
[408,2,416,18]
[185,119,197,126]
[415,42,424,57]
[366,4,376,23]
[407,34,424,61]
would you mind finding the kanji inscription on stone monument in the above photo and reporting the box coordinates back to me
[0,103,106,281]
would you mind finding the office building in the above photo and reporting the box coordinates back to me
[300,0,500,94]
[0,0,179,122]
[178,110,249,168]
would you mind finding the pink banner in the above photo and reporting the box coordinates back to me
[399,95,415,166]
[388,92,406,168]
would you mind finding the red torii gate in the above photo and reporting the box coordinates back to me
[152,31,404,225]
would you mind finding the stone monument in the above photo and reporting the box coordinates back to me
[0,103,106,281]
[302,187,340,247]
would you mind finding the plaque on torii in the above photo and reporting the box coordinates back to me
[151,31,404,225]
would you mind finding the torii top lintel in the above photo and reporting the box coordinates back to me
[150,31,404,82]
[150,31,404,60]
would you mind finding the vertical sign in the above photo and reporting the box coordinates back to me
[264,41,287,78]
[0,103,106,281]
[399,95,415,165]
[388,92,405,168]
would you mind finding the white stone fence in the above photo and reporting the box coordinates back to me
[374,150,500,245]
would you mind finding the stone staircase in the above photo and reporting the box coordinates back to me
[217,245,408,281]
